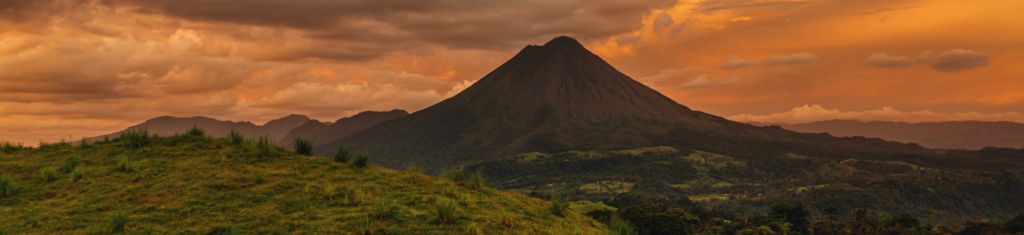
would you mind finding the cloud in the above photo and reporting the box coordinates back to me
[698,0,809,13]
[615,33,643,46]
[652,12,674,34]
[763,53,817,66]
[728,104,1024,124]
[862,53,915,68]
[679,74,741,90]
[717,56,754,70]
[927,49,990,72]
[637,68,708,88]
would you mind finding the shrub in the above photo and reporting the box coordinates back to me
[60,155,83,173]
[186,125,205,137]
[109,211,129,233]
[433,198,458,224]
[353,152,370,168]
[119,129,149,148]
[116,154,138,172]
[0,174,12,197]
[292,137,314,156]
[226,130,244,145]
[441,169,465,182]
[467,170,486,189]
[41,166,60,181]
[79,138,91,149]
[370,194,395,220]
[406,163,422,174]
[549,193,570,216]
[70,167,85,181]
[333,146,352,163]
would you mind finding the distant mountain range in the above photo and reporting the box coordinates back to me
[750,120,1024,150]
[84,110,407,148]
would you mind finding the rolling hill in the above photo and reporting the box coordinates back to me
[276,110,408,149]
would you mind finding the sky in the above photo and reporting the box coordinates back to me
[1,0,1022,145]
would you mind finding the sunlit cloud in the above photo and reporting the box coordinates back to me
[927,49,990,72]
[718,56,754,70]
[763,53,817,66]
[729,104,1024,124]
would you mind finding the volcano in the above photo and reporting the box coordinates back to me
[315,36,926,172]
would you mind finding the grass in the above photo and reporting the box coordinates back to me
[79,138,91,149]
[119,129,149,148]
[116,153,138,172]
[433,198,458,224]
[109,211,129,233]
[578,181,634,194]
[40,166,59,181]
[467,170,486,189]
[333,146,352,163]
[0,134,605,233]
[60,155,83,173]
[186,125,205,137]
[69,167,85,181]
[370,193,395,220]
[550,194,571,216]
[292,137,314,156]
[0,174,12,197]
[442,169,466,182]
[406,163,422,174]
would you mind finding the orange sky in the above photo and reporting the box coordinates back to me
[1,0,1022,145]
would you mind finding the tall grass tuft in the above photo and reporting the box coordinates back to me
[248,136,276,159]
[116,154,138,172]
[333,146,352,163]
[0,174,12,197]
[433,198,458,224]
[79,138,91,149]
[119,128,149,148]
[226,130,244,145]
[499,210,514,228]
[292,137,314,156]
[611,221,635,235]
[467,170,486,189]
[41,166,59,181]
[370,194,395,220]
[186,125,205,137]
[60,155,83,173]
[406,163,422,174]
[549,193,570,216]
[70,167,85,181]
[108,211,130,233]
[353,151,370,168]
[441,169,465,182]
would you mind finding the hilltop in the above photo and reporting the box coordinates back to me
[757,120,1024,150]
[0,131,604,234]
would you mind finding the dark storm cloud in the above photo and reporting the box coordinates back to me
[698,0,809,13]
[98,0,676,52]
[927,49,990,72]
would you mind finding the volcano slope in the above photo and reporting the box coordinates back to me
[317,36,926,173]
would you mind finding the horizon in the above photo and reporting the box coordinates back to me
[2,0,1023,145]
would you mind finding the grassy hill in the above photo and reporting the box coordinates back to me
[0,130,605,234]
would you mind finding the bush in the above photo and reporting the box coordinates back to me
[353,152,370,168]
[70,167,85,181]
[186,125,205,137]
[467,170,486,189]
[433,198,458,224]
[406,163,422,174]
[109,211,129,233]
[1,141,26,154]
[441,169,465,182]
[333,146,352,163]
[119,129,149,148]
[0,174,12,197]
[292,137,314,156]
[116,154,138,172]
[41,166,60,181]
[549,194,570,216]
[226,130,244,145]
[60,155,83,173]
